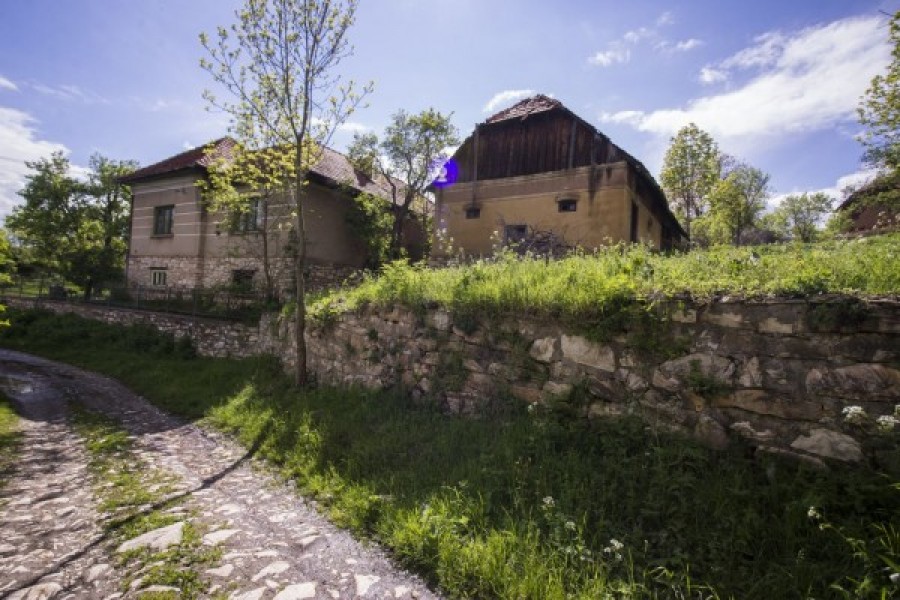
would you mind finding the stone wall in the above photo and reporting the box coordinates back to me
[5,297,262,359]
[275,297,900,466]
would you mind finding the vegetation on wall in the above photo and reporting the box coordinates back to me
[311,235,900,336]
[1,309,898,599]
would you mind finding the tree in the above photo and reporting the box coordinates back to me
[769,192,833,242]
[660,123,721,238]
[858,10,900,172]
[703,163,770,246]
[344,191,393,269]
[198,143,296,301]
[6,153,136,298]
[347,108,458,260]
[201,0,372,386]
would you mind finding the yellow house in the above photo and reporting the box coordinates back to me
[432,95,686,257]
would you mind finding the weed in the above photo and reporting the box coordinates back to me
[807,299,871,332]
[686,360,730,399]
[0,393,20,493]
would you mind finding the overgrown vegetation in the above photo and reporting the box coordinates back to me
[0,393,20,492]
[3,310,899,599]
[71,405,220,598]
[311,235,900,339]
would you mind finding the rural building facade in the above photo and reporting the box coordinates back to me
[123,138,423,293]
[431,95,686,257]
[836,174,900,235]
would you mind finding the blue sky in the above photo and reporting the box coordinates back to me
[0,0,897,217]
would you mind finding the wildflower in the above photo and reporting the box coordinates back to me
[565,520,576,531]
[890,572,899,585]
[542,496,555,508]
[603,538,625,561]
[876,415,899,432]
[807,506,821,521]
[842,405,868,425]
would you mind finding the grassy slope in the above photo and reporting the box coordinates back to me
[0,393,20,490]
[1,309,898,599]
[311,235,900,331]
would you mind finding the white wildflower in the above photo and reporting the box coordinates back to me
[876,415,899,432]
[603,538,625,561]
[542,496,555,508]
[565,520,576,531]
[842,405,868,425]
[807,506,821,521]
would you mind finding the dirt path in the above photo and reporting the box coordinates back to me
[0,349,439,600]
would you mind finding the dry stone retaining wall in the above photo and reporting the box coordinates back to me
[277,297,900,466]
[4,297,261,359]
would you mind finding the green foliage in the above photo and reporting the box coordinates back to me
[769,192,834,243]
[858,10,900,172]
[0,393,20,491]
[5,152,137,297]
[5,315,900,598]
[806,299,870,333]
[685,360,729,399]
[703,162,770,246]
[345,192,394,268]
[660,123,721,236]
[311,237,900,334]
[347,108,459,259]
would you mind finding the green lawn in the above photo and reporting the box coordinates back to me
[2,309,898,599]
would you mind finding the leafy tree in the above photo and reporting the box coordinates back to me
[344,191,393,269]
[858,10,900,172]
[198,143,296,301]
[6,153,136,298]
[703,163,770,246]
[768,192,833,242]
[7,153,136,298]
[660,123,721,238]
[347,108,458,259]
[200,0,372,386]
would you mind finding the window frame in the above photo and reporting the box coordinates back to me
[231,198,262,234]
[152,205,174,236]
[150,269,167,287]
[557,199,578,213]
[464,206,481,219]
[504,224,528,244]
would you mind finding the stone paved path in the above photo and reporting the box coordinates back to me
[0,349,440,600]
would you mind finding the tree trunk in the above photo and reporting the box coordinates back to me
[292,180,308,387]
[390,208,405,259]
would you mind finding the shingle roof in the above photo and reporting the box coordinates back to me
[485,94,562,124]
[121,137,398,202]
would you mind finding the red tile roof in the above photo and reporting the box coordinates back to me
[485,94,562,124]
[121,137,398,202]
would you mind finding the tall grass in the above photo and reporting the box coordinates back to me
[2,311,899,598]
[311,235,900,328]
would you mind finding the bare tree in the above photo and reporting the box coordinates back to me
[200,0,372,385]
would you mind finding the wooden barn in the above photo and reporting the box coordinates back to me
[432,94,686,256]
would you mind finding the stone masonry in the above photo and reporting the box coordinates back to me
[270,296,900,466]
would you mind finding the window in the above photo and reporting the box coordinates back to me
[150,269,167,287]
[558,199,577,213]
[465,206,481,219]
[232,198,261,233]
[153,205,174,236]
[504,224,528,244]
[231,269,256,291]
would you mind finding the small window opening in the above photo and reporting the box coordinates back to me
[153,205,174,236]
[150,269,167,287]
[465,207,481,219]
[558,199,577,213]
[504,224,528,244]
[231,269,256,292]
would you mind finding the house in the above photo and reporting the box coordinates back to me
[835,173,900,235]
[431,95,686,257]
[122,137,423,293]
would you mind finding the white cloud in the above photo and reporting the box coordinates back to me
[0,107,70,218]
[698,66,728,85]
[673,38,703,52]
[589,11,700,66]
[0,76,17,92]
[30,82,108,104]
[483,89,536,113]
[588,47,630,67]
[768,167,878,210]
[656,11,674,27]
[600,15,891,143]
[337,121,370,135]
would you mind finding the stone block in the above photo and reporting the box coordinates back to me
[542,381,573,399]
[806,364,900,400]
[790,428,863,463]
[714,389,822,421]
[510,384,543,404]
[529,337,558,363]
[560,335,616,372]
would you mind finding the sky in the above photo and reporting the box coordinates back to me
[0,0,897,218]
